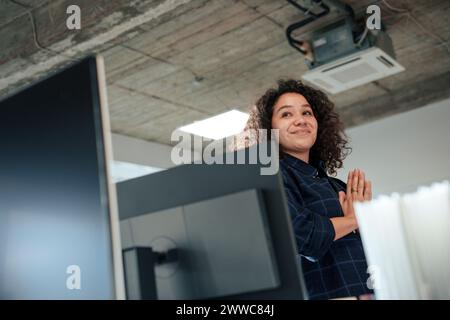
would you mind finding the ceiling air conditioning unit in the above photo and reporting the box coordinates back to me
[300,17,405,94]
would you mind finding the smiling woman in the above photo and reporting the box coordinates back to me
[243,79,374,300]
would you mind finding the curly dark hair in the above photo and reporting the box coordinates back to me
[244,79,351,176]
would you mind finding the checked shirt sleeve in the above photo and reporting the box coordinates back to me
[283,178,336,260]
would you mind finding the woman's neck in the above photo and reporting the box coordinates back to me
[284,150,310,164]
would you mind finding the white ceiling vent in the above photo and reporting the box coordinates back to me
[302,47,404,94]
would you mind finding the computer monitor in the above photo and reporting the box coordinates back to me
[117,154,307,300]
[0,56,125,299]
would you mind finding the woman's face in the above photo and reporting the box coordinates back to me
[271,92,318,156]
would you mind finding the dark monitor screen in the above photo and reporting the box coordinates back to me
[0,56,124,299]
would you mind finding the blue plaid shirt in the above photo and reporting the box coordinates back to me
[280,153,373,300]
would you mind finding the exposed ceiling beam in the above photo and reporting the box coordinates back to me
[341,71,450,128]
[0,0,195,97]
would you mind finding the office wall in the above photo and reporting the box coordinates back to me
[111,133,202,169]
[336,97,450,196]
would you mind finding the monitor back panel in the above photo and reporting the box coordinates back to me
[117,162,306,299]
[121,189,280,299]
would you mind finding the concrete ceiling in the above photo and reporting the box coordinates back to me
[1,0,449,146]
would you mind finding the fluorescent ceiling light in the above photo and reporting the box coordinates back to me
[178,109,249,140]
[110,160,164,183]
